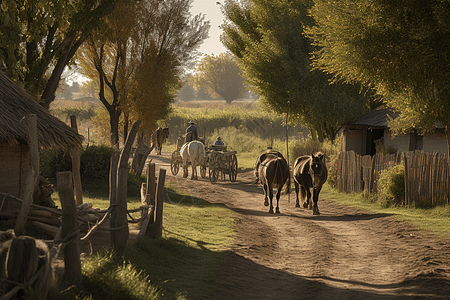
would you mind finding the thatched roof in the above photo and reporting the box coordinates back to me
[0,71,83,152]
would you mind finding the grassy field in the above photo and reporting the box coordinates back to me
[52,183,236,300]
[321,184,450,241]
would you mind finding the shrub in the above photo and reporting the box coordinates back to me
[40,145,116,184]
[377,164,405,207]
[326,154,339,188]
[127,172,146,198]
[40,150,72,177]
[80,145,116,183]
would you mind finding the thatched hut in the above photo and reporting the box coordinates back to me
[0,71,83,197]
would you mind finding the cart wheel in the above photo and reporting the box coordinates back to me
[229,154,238,182]
[200,165,207,178]
[210,168,219,184]
[171,151,180,175]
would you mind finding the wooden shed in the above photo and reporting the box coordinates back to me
[339,105,448,156]
[0,71,83,197]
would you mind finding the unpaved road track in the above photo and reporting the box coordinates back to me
[154,152,450,299]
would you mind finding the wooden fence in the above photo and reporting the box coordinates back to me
[335,150,450,205]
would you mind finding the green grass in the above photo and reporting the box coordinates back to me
[321,183,450,240]
[53,182,236,300]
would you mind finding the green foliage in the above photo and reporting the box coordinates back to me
[50,106,97,122]
[164,103,309,146]
[127,172,146,198]
[80,145,116,183]
[193,53,247,104]
[78,0,210,146]
[40,151,72,178]
[326,154,339,188]
[221,0,372,141]
[377,164,405,207]
[308,0,450,142]
[206,126,265,154]
[40,145,115,184]
[0,0,121,107]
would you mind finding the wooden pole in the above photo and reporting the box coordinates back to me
[138,163,157,237]
[15,114,39,236]
[368,154,376,193]
[148,163,156,205]
[111,120,141,250]
[285,111,290,203]
[109,151,120,247]
[70,115,83,206]
[56,171,81,281]
[404,155,409,206]
[148,169,166,238]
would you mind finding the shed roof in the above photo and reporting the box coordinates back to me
[0,71,83,151]
[351,105,399,127]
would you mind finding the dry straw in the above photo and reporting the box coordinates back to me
[0,71,83,152]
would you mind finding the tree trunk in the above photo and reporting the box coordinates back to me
[40,33,84,109]
[109,109,121,149]
[123,112,129,144]
[111,120,141,250]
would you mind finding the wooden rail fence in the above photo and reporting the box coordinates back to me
[335,150,450,205]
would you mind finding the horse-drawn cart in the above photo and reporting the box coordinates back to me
[206,145,238,184]
[170,135,206,178]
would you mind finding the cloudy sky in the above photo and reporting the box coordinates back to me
[191,0,228,55]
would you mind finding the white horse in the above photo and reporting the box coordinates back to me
[180,140,206,180]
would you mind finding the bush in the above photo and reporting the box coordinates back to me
[40,145,116,184]
[80,145,116,183]
[326,154,339,188]
[127,172,146,198]
[377,163,405,207]
[40,150,72,177]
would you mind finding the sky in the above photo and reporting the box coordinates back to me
[190,0,228,55]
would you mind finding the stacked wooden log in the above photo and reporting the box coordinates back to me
[0,192,107,239]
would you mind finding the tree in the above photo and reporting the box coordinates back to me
[79,0,210,147]
[0,0,122,109]
[178,82,196,102]
[196,86,211,100]
[194,53,247,104]
[221,0,373,141]
[307,0,450,152]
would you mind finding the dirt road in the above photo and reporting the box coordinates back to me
[150,151,450,299]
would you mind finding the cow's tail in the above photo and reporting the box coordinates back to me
[284,170,291,195]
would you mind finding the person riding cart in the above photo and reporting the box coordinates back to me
[214,136,224,146]
[185,120,198,143]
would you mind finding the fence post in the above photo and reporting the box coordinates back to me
[138,163,157,237]
[56,171,82,282]
[147,169,166,238]
[404,155,409,206]
[70,115,83,206]
[369,155,376,193]
[15,114,39,237]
